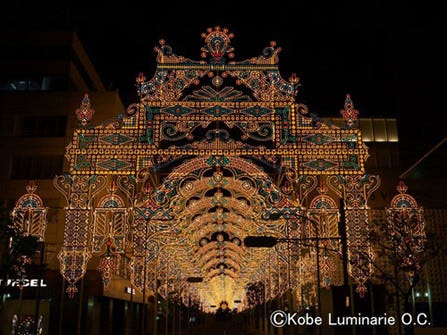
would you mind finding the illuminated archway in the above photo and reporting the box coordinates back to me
[130,155,297,309]
[54,27,381,308]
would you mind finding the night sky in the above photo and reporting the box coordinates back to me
[2,1,446,167]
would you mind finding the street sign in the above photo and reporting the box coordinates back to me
[244,236,278,248]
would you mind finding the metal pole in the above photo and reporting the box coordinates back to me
[172,281,176,335]
[165,263,168,335]
[263,281,267,335]
[58,278,65,335]
[17,286,23,326]
[393,245,402,335]
[315,224,321,317]
[143,213,151,335]
[34,242,44,335]
[339,198,355,335]
[142,253,147,335]
[315,226,321,335]
[128,283,134,335]
[267,253,272,335]
[425,270,433,326]
[370,283,376,335]
[177,290,181,335]
[187,294,191,335]
[76,276,85,335]
[350,283,356,335]
[285,217,293,333]
[411,288,416,316]
[154,255,158,335]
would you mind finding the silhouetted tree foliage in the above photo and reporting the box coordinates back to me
[1,217,40,287]
[246,281,265,307]
[369,213,442,335]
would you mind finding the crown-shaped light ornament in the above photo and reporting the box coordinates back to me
[340,94,359,128]
[75,94,95,127]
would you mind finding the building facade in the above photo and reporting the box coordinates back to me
[0,31,125,335]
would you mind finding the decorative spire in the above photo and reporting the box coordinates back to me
[390,180,418,208]
[136,72,146,84]
[75,94,95,127]
[201,26,234,64]
[25,180,37,195]
[396,180,408,194]
[317,179,328,194]
[340,94,359,128]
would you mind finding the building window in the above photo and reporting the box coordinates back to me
[0,78,42,91]
[11,156,63,180]
[21,115,67,137]
[0,76,67,91]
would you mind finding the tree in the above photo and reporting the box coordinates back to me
[0,213,40,327]
[369,211,440,335]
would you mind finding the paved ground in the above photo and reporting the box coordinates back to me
[185,314,249,335]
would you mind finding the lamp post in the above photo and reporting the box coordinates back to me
[250,210,344,316]
[244,235,341,307]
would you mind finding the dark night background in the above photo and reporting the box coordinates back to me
[1,0,446,169]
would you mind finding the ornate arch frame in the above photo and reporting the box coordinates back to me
[54,27,381,307]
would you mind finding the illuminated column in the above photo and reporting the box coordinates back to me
[54,174,106,297]
[93,178,129,288]
[329,174,380,297]
[308,183,342,288]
